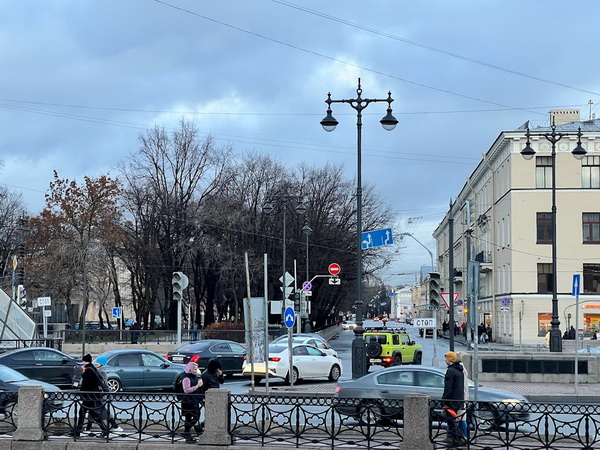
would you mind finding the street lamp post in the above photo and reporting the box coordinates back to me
[521,122,586,352]
[263,194,306,333]
[321,78,399,378]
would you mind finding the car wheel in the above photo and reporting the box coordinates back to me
[392,355,402,366]
[358,401,390,426]
[106,378,122,392]
[366,342,382,357]
[328,364,341,382]
[286,367,299,385]
[414,353,422,364]
[474,403,498,431]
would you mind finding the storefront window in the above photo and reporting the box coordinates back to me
[538,313,552,337]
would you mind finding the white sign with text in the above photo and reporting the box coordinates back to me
[415,318,436,328]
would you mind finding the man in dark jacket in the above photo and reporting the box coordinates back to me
[75,354,109,437]
[201,358,224,390]
[443,351,465,448]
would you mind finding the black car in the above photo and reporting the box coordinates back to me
[0,347,82,388]
[0,364,62,415]
[166,339,246,375]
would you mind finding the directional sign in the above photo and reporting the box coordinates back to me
[440,292,460,309]
[328,263,341,276]
[302,281,312,291]
[329,277,341,285]
[284,307,296,328]
[361,228,394,249]
[572,274,581,296]
[112,307,122,319]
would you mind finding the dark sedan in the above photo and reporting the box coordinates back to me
[335,365,530,427]
[0,364,63,415]
[0,347,81,388]
[165,339,246,375]
[94,349,186,392]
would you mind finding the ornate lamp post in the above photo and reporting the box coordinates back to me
[320,78,399,378]
[520,122,586,352]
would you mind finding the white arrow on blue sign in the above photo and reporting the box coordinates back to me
[572,274,581,296]
[361,228,394,249]
[112,307,122,319]
[284,307,295,328]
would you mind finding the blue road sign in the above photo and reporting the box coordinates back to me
[112,307,122,319]
[284,307,296,328]
[572,274,581,296]
[361,228,394,249]
[302,281,312,291]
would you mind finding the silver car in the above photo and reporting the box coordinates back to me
[335,365,529,427]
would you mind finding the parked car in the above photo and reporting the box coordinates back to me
[92,349,185,392]
[165,339,246,375]
[0,364,63,414]
[334,365,530,427]
[270,335,337,357]
[0,347,82,388]
[242,344,342,384]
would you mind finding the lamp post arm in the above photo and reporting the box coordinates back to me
[401,233,435,270]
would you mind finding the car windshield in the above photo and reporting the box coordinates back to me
[268,345,287,353]
[0,365,28,382]
[175,343,210,352]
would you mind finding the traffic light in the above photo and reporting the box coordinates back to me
[294,292,301,312]
[172,272,189,302]
[17,285,26,306]
[429,272,441,307]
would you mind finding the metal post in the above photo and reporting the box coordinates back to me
[448,199,455,351]
[282,206,287,331]
[321,78,398,379]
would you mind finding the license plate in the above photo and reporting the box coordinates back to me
[173,356,184,362]
[369,358,382,363]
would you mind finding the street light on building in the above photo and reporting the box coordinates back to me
[320,78,399,378]
[520,122,586,352]
[263,193,306,333]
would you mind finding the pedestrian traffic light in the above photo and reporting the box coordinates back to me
[429,272,441,307]
[172,272,189,302]
[294,292,301,312]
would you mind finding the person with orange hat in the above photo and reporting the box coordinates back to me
[443,351,465,448]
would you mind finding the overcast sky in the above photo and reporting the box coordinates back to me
[2,1,600,287]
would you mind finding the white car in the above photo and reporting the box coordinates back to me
[242,344,343,384]
[342,321,356,330]
[271,335,338,357]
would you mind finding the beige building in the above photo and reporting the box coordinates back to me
[433,110,600,346]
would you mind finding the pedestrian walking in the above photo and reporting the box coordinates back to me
[81,356,123,434]
[75,354,109,437]
[201,358,225,390]
[442,351,465,448]
[457,356,469,444]
[130,321,140,344]
[180,360,204,443]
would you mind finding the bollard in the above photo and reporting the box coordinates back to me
[197,389,231,446]
[13,386,44,441]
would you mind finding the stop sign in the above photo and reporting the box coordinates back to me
[328,263,341,276]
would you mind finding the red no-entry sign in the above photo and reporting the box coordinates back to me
[328,263,341,276]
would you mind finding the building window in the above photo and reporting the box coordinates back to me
[583,264,600,293]
[582,156,600,189]
[583,213,600,244]
[537,263,553,293]
[536,156,552,188]
[536,212,552,244]
[538,313,552,337]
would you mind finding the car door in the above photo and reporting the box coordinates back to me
[305,346,330,378]
[112,353,143,390]
[375,369,416,400]
[209,343,236,372]
[31,349,74,386]
[400,334,413,361]
[141,352,176,389]
[291,345,312,377]
[414,370,445,399]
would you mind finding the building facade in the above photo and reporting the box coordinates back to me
[433,110,600,346]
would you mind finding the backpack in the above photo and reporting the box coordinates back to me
[175,373,194,401]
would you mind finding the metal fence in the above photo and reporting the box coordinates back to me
[429,399,600,450]
[4,389,600,449]
[230,394,404,449]
[41,391,205,443]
